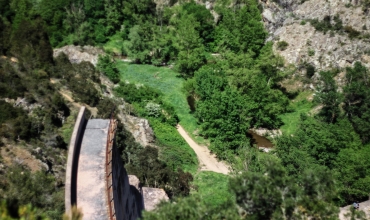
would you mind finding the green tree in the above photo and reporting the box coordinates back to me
[230,160,339,219]
[97,55,120,83]
[314,70,343,123]
[343,62,370,143]
[172,12,206,77]
[214,1,267,54]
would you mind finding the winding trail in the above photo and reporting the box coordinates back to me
[177,125,230,175]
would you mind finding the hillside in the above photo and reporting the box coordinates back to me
[1,0,370,219]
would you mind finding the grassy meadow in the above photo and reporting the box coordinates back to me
[280,91,315,135]
[116,61,207,144]
[191,171,233,208]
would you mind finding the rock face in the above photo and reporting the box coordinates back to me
[260,0,370,71]
[142,187,169,211]
[53,45,105,66]
[120,114,155,147]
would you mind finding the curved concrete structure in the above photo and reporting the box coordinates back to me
[65,107,86,214]
[65,107,143,219]
[77,119,110,219]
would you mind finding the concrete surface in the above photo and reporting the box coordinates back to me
[77,119,110,220]
[65,107,86,214]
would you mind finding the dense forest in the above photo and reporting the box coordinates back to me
[1,0,370,219]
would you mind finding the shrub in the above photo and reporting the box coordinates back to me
[308,49,315,56]
[277,41,289,51]
[306,64,316,78]
[97,55,120,84]
[344,25,361,39]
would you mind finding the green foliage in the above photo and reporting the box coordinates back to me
[191,172,234,209]
[308,48,315,56]
[230,159,339,219]
[214,1,267,54]
[0,200,49,220]
[306,63,316,78]
[149,119,197,173]
[115,62,205,143]
[277,41,289,51]
[276,113,370,204]
[52,54,100,106]
[97,55,120,83]
[182,1,215,51]
[343,62,370,144]
[114,82,161,103]
[314,70,343,123]
[194,67,249,158]
[309,15,343,34]
[116,123,194,198]
[172,12,206,76]
[344,25,361,39]
[10,18,53,71]
[142,195,239,220]
[335,145,370,204]
[0,165,64,219]
[280,91,314,135]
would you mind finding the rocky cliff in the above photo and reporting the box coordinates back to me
[260,0,370,71]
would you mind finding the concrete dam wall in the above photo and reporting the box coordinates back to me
[65,107,143,220]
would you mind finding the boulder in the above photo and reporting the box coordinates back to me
[53,45,105,66]
[142,187,169,211]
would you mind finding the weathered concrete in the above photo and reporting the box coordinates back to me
[77,119,110,219]
[65,107,86,214]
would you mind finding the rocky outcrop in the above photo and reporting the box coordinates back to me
[128,175,170,211]
[53,45,105,66]
[260,0,370,71]
[142,187,169,211]
[120,113,155,147]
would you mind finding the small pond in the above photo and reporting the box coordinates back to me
[247,130,274,148]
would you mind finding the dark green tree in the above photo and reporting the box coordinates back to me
[314,70,343,123]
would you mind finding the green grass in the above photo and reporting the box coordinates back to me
[191,171,234,208]
[280,91,315,135]
[149,118,197,173]
[116,61,206,144]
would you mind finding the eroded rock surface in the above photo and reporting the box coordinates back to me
[120,114,155,147]
[260,0,370,71]
[53,45,105,66]
[142,187,169,211]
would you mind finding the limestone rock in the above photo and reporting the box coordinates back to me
[260,0,370,72]
[142,187,169,211]
[53,45,105,66]
[263,9,275,23]
[128,175,141,191]
[121,114,155,147]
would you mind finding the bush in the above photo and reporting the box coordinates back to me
[309,15,343,34]
[306,64,316,78]
[344,25,361,39]
[277,41,289,51]
[97,55,120,84]
[308,49,315,56]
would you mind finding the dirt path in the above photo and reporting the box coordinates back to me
[177,125,230,175]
